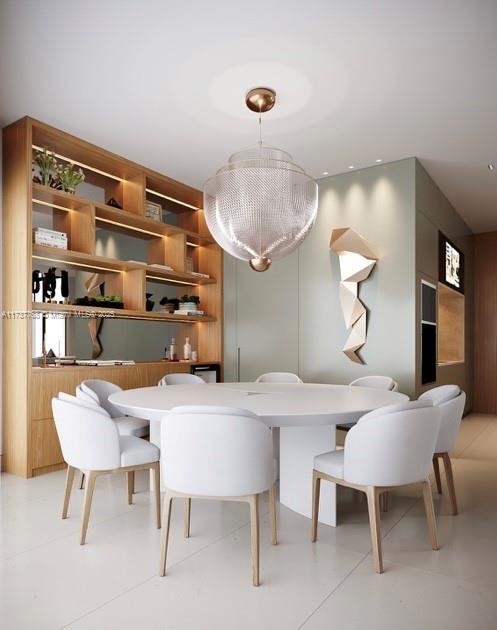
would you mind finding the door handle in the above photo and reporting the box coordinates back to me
[236,347,241,383]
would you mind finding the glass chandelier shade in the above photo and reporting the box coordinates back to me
[203,144,318,271]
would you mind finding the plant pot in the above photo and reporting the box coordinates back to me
[179,302,198,311]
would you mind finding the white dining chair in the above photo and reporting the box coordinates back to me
[350,375,399,392]
[336,375,400,434]
[159,405,277,586]
[255,372,303,383]
[52,395,161,545]
[312,400,440,574]
[158,373,206,386]
[419,384,466,515]
[79,379,149,438]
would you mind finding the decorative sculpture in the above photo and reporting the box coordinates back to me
[85,273,106,359]
[330,228,379,364]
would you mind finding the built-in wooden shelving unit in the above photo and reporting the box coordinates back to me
[2,116,223,477]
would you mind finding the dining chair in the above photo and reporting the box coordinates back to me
[312,400,440,574]
[419,384,466,515]
[159,405,277,586]
[255,372,303,383]
[158,373,206,386]
[336,375,399,434]
[52,395,161,545]
[73,388,139,492]
[79,379,149,438]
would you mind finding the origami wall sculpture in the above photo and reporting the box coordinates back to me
[330,228,379,364]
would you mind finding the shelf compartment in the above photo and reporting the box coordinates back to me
[31,301,215,323]
[32,183,212,245]
[32,244,216,286]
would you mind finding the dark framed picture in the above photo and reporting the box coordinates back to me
[439,231,464,294]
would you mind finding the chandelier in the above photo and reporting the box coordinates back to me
[203,87,318,272]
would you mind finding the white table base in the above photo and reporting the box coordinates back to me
[280,425,337,526]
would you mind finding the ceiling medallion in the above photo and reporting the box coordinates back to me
[203,87,318,272]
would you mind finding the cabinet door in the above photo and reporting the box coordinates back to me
[226,253,299,382]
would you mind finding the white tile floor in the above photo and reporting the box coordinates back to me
[1,414,496,630]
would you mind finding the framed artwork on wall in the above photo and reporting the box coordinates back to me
[439,231,464,294]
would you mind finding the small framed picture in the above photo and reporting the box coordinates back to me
[145,201,162,222]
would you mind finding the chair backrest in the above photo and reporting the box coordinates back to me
[350,375,398,391]
[158,373,206,387]
[255,372,303,384]
[80,379,122,417]
[344,403,440,486]
[358,399,432,424]
[162,405,273,497]
[419,386,466,452]
[52,396,121,470]
[60,391,110,416]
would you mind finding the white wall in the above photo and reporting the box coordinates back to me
[224,158,417,396]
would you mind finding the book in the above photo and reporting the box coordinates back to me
[174,309,204,316]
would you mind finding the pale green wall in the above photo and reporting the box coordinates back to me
[224,158,418,396]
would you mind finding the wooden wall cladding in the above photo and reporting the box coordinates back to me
[29,362,191,475]
[473,232,497,413]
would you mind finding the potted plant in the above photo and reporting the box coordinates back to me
[159,296,180,313]
[56,162,85,194]
[32,148,59,188]
[179,294,200,311]
[74,294,124,309]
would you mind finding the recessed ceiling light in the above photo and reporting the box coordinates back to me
[489,163,495,171]
[322,171,329,175]
[375,159,382,163]
[348,165,354,169]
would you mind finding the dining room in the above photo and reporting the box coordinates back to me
[1,2,497,629]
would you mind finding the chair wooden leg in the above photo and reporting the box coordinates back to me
[159,493,173,576]
[442,453,458,515]
[153,462,161,529]
[380,491,389,512]
[248,494,260,586]
[422,479,439,550]
[80,471,97,545]
[433,455,442,494]
[269,484,278,545]
[366,486,383,574]
[311,471,321,542]
[62,465,75,519]
[183,498,191,538]
[79,471,85,490]
[127,471,135,505]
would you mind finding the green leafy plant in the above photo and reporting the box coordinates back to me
[56,162,85,194]
[74,295,123,309]
[32,148,59,188]
[180,294,200,304]
[160,296,180,308]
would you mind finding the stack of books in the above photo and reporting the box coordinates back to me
[174,309,204,316]
[33,227,68,249]
[190,271,210,279]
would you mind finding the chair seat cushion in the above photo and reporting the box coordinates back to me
[114,416,149,437]
[119,436,159,467]
[314,450,345,479]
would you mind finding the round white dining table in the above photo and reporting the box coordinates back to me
[110,382,408,527]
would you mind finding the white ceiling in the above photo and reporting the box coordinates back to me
[1,0,496,232]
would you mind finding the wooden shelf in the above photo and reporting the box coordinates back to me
[32,244,215,286]
[32,301,215,323]
[32,183,212,245]
[4,116,223,478]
